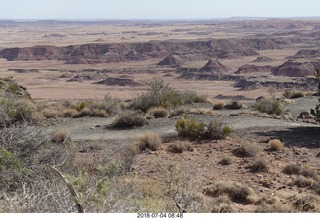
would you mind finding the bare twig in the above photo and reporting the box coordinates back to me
[48,165,84,213]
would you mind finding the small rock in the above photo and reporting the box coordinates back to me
[91,127,95,130]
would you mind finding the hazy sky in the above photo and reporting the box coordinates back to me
[1,0,319,20]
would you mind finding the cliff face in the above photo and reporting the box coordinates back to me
[0,38,292,64]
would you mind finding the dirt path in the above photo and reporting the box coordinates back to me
[46,96,319,142]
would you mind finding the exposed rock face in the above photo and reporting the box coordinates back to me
[200,59,227,72]
[289,49,320,59]
[235,64,274,74]
[253,56,273,62]
[234,78,259,90]
[157,54,184,66]
[272,61,317,77]
[0,38,292,64]
[94,77,143,86]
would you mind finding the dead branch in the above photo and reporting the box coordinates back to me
[48,165,84,213]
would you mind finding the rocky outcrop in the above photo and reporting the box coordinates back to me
[94,77,143,86]
[289,49,320,59]
[157,54,184,66]
[235,64,273,74]
[0,38,293,64]
[272,61,317,77]
[253,56,272,62]
[200,59,227,72]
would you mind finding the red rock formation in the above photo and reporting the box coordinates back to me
[272,61,316,77]
[235,64,273,74]
[157,54,184,66]
[200,59,227,72]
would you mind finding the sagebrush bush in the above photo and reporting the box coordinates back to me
[147,107,170,118]
[255,98,283,115]
[130,77,207,112]
[134,133,162,152]
[268,139,284,151]
[168,141,194,153]
[175,116,205,139]
[175,116,232,140]
[110,111,148,129]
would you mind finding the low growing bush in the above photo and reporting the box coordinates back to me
[134,133,162,152]
[110,111,148,129]
[255,98,283,115]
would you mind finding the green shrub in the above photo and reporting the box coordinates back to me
[175,116,205,139]
[175,116,232,140]
[255,98,283,115]
[110,111,148,129]
[130,77,207,112]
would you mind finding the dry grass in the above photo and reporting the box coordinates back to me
[147,107,170,118]
[292,195,319,212]
[168,141,194,153]
[232,144,261,158]
[188,108,218,115]
[213,102,225,110]
[224,101,243,110]
[204,181,257,204]
[250,159,269,173]
[211,195,233,213]
[293,176,315,188]
[283,163,302,175]
[110,111,148,129]
[90,109,108,117]
[301,168,319,180]
[51,129,71,143]
[268,139,284,151]
[134,132,162,152]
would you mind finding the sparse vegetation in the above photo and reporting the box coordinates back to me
[51,129,71,144]
[168,141,194,153]
[311,68,320,123]
[250,159,269,173]
[293,176,314,188]
[282,89,304,99]
[232,144,260,157]
[213,102,225,110]
[268,139,284,151]
[255,97,283,115]
[134,132,162,152]
[147,107,170,118]
[283,163,302,175]
[224,101,243,110]
[110,111,148,129]
[175,116,231,140]
[204,181,257,204]
[218,157,233,165]
[292,195,319,212]
[130,77,207,112]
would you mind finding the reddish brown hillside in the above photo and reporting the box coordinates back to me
[200,59,227,72]
[157,54,184,66]
[272,61,317,77]
[235,64,273,74]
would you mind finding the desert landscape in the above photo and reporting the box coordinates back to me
[0,18,320,213]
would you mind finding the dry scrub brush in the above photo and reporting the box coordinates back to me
[130,77,207,112]
[109,111,148,129]
[133,132,162,152]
